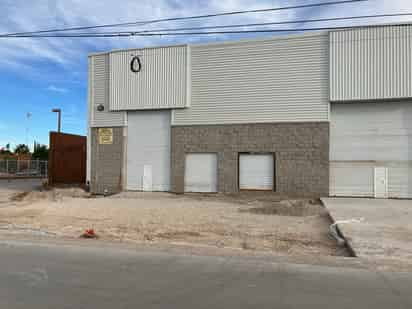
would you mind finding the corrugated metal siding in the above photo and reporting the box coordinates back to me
[110,45,187,110]
[330,102,412,198]
[330,102,412,161]
[89,55,125,127]
[330,163,412,198]
[330,162,374,197]
[388,164,412,198]
[330,24,412,102]
[173,33,329,125]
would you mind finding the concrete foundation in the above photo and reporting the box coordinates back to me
[322,197,412,264]
[171,122,329,197]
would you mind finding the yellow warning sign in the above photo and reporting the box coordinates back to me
[98,128,113,145]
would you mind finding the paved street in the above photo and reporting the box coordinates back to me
[0,241,411,309]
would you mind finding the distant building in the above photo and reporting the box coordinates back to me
[87,23,412,199]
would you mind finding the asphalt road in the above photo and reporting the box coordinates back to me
[0,241,411,309]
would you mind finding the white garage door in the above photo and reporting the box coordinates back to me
[330,102,412,198]
[239,154,274,190]
[184,153,217,192]
[126,110,170,191]
[388,165,412,199]
[330,162,374,197]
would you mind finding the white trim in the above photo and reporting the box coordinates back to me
[186,44,192,108]
[86,126,91,183]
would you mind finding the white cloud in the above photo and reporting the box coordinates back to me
[47,85,68,93]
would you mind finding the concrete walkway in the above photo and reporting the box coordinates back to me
[322,198,412,266]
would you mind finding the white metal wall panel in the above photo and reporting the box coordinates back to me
[184,154,217,192]
[89,55,126,127]
[239,154,274,190]
[87,63,92,182]
[388,165,412,198]
[126,110,171,191]
[330,162,374,197]
[330,102,412,198]
[330,25,412,101]
[173,33,329,125]
[110,45,187,110]
[331,102,412,161]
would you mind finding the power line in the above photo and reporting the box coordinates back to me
[59,12,412,36]
[3,23,409,38]
[5,12,412,38]
[134,12,412,34]
[0,0,367,37]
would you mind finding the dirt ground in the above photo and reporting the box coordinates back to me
[0,184,347,257]
[0,179,44,204]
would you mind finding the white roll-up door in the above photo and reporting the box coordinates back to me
[330,102,412,198]
[388,166,412,198]
[239,154,274,190]
[126,110,171,191]
[330,162,374,197]
[184,153,218,192]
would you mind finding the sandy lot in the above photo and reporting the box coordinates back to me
[0,179,43,204]
[0,186,346,257]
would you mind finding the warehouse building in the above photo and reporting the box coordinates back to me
[87,23,412,198]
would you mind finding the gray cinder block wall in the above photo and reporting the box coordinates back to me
[90,127,124,194]
[171,122,329,197]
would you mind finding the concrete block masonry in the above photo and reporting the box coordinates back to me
[171,122,329,196]
[90,122,329,196]
[90,127,124,194]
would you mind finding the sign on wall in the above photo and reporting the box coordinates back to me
[98,128,113,145]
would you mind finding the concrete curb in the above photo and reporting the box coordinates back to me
[323,201,358,258]
[333,221,357,258]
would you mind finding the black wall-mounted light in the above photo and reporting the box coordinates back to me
[97,104,105,112]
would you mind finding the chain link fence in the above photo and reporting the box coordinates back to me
[0,160,48,178]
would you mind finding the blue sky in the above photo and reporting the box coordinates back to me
[0,0,411,150]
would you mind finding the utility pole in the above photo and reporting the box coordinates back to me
[52,108,61,132]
